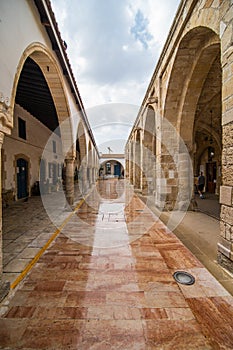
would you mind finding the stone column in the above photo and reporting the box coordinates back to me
[0,133,4,275]
[90,167,94,186]
[154,123,180,210]
[141,144,149,195]
[177,151,193,211]
[217,2,233,273]
[134,143,141,190]
[134,129,142,190]
[0,131,10,301]
[125,158,129,180]
[129,142,134,185]
[65,156,75,206]
[0,100,13,301]
[87,166,91,188]
[132,138,136,186]
[81,163,88,194]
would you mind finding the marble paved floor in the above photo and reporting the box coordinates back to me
[1,179,233,349]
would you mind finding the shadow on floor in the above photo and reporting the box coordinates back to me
[195,193,220,220]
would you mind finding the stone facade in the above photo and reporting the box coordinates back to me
[126,0,233,272]
[2,104,63,203]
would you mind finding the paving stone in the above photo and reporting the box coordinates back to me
[0,179,233,349]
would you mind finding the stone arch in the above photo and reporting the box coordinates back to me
[143,105,156,152]
[88,141,92,166]
[100,159,124,178]
[164,26,220,147]
[87,141,92,186]
[77,121,88,192]
[77,121,87,162]
[163,26,221,205]
[101,158,124,169]
[10,42,74,157]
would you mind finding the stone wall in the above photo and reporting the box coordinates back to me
[2,104,63,199]
[219,122,233,272]
[126,0,233,272]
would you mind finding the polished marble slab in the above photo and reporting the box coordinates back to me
[0,179,233,349]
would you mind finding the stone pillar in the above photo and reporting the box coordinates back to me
[0,131,10,301]
[65,156,75,206]
[133,138,136,186]
[125,158,129,180]
[81,163,88,194]
[141,145,149,195]
[129,142,134,185]
[154,124,180,210]
[87,166,92,188]
[133,129,142,190]
[125,145,129,180]
[0,100,13,300]
[134,140,141,190]
[177,152,193,211]
[91,167,94,186]
[0,132,4,276]
[219,186,233,273]
[217,2,233,273]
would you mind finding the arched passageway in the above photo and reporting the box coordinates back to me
[163,26,221,209]
[1,46,74,288]
[126,2,233,270]
[2,51,68,200]
[99,159,124,178]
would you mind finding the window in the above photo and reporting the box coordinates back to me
[106,162,111,175]
[58,163,62,177]
[52,140,56,153]
[18,118,26,140]
[49,163,53,178]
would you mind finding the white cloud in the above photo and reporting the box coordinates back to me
[51,0,180,152]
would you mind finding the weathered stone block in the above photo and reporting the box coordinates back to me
[220,220,226,238]
[222,166,233,185]
[222,123,233,146]
[217,242,231,258]
[225,224,232,242]
[219,236,232,249]
[221,205,233,225]
[217,251,233,274]
[222,108,233,126]
[220,185,232,205]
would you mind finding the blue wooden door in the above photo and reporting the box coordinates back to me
[17,158,28,199]
[114,163,121,176]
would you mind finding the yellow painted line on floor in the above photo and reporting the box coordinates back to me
[10,197,85,290]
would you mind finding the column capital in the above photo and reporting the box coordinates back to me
[0,101,13,135]
[65,155,76,163]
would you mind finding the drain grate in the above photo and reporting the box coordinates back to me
[173,271,195,285]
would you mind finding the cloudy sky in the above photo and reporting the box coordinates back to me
[51,0,180,153]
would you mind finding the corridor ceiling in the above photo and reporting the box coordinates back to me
[15,57,59,132]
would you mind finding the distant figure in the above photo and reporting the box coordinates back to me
[198,172,205,199]
[107,147,113,154]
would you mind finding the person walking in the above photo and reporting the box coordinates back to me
[198,171,205,199]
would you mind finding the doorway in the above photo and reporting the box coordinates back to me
[114,163,121,177]
[17,158,28,199]
[206,162,217,193]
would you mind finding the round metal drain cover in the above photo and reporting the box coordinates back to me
[173,271,195,285]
